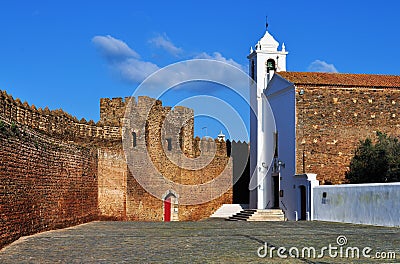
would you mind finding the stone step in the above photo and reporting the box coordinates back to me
[235,212,254,217]
[226,209,256,221]
[253,211,284,215]
[228,215,249,221]
[226,209,285,222]
[249,214,284,218]
[248,209,285,221]
[247,217,284,222]
[248,214,285,218]
[252,214,284,217]
[210,204,249,219]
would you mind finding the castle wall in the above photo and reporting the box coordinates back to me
[0,87,234,250]
[97,147,127,220]
[100,97,134,127]
[121,99,233,221]
[296,86,400,184]
[97,95,233,221]
[0,119,98,249]
[0,90,121,144]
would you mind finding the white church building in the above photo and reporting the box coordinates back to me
[208,21,400,226]
[248,24,319,221]
[213,23,400,226]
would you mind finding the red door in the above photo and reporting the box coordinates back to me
[164,197,171,222]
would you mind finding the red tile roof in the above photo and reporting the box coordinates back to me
[278,72,400,89]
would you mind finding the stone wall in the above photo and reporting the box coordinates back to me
[296,86,400,184]
[0,119,98,248]
[97,147,127,220]
[0,87,234,251]
[0,90,121,144]
[99,97,131,127]
[99,98,233,221]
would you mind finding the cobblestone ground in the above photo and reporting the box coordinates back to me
[0,220,399,263]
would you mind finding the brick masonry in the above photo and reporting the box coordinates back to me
[0,119,98,249]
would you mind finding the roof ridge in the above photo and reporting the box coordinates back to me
[280,71,400,77]
[277,71,400,88]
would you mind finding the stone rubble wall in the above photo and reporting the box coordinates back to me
[0,90,121,144]
[296,86,400,184]
[100,99,233,221]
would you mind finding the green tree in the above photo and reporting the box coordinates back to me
[345,132,400,183]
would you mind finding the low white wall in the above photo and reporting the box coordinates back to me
[313,183,400,227]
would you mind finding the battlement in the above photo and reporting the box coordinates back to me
[0,90,121,144]
[0,90,222,155]
[192,137,230,157]
[100,95,193,127]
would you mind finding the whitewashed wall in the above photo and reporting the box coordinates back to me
[313,183,400,227]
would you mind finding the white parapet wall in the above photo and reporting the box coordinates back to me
[313,183,400,227]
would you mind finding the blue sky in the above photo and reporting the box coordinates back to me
[1,1,399,140]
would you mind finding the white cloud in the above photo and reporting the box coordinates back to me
[132,60,251,107]
[195,52,244,71]
[149,34,183,57]
[92,35,247,86]
[93,35,159,83]
[92,35,140,61]
[308,59,338,73]
[116,58,160,84]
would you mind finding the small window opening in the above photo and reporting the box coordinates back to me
[132,132,137,147]
[166,138,172,151]
[266,59,276,72]
[179,127,184,151]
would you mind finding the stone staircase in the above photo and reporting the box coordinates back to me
[209,204,248,219]
[227,209,285,221]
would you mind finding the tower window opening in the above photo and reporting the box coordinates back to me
[132,132,137,147]
[266,59,276,72]
[179,127,184,151]
[166,138,172,151]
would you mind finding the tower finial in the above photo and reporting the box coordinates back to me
[266,16,269,30]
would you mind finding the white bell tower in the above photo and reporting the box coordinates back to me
[248,22,288,209]
[248,21,288,92]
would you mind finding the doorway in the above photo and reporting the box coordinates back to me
[163,192,178,222]
[299,185,307,220]
[163,196,172,222]
[272,175,279,208]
